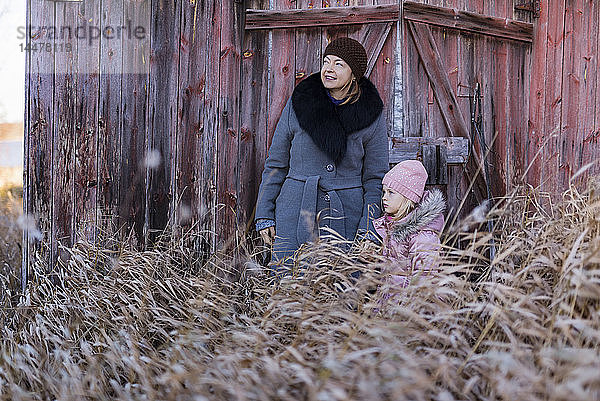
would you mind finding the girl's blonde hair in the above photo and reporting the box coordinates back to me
[339,75,361,105]
[390,196,415,221]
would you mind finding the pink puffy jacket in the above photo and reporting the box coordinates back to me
[373,189,445,290]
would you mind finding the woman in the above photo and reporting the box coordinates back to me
[255,37,389,266]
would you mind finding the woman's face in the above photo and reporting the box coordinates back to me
[321,55,353,92]
[382,185,408,216]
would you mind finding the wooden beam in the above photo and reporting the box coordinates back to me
[407,21,488,202]
[245,4,399,30]
[361,22,393,78]
[407,21,469,139]
[403,1,533,43]
[389,137,469,165]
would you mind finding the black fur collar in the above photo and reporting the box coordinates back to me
[291,73,383,162]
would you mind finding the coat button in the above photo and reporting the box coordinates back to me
[323,194,330,201]
[325,164,334,172]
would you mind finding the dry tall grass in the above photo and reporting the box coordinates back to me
[0,185,22,295]
[0,182,599,400]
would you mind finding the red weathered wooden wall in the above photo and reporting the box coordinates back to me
[24,0,240,276]
[401,0,534,219]
[23,0,600,282]
[244,0,535,220]
[528,0,600,191]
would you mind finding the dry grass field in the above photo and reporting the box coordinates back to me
[0,180,599,400]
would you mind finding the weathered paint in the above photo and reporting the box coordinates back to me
[23,0,600,277]
[74,0,101,245]
[97,0,125,249]
[239,0,270,241]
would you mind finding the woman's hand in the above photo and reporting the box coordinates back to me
[259,226,276,245]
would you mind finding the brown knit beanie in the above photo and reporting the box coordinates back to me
[323,37,368,79]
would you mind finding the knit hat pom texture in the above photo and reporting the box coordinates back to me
[382,160,428,203]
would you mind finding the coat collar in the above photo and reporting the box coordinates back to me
[291,73,383,163]
[374,189,446,243]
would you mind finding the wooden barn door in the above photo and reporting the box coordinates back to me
[399,1,535,218]
[241,0,535,226]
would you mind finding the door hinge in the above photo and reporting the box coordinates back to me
[514,0,541,18]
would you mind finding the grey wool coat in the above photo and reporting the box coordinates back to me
[255,73,389,262]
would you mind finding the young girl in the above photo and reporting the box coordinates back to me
[373,160,446,290]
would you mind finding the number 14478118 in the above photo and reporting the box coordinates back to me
[20,42,73,53]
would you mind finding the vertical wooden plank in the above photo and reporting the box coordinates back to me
[423,0,444,147]
[489,35,509,193]
[268,0,295,149]
[507,43,528,186]
[481,0,495,17]
[239,0,270,232]
[201,1,221,251]
[423,144,437,184]
[542,0,566,192]
[507,0,534,188]
[97,0,124,247]
[454,30,477,216]
[176,0,208,232]
[393,4,404,137]
[443,0,465,215]
[527,0,550,187]
[295,0,322,86]
[440,24,460,209]
[586,0,600,179]
[457,38,474,125]
[513,0,534,22]
[404,21,429,137]
[468,0,485,14]
[119,0,150,248]
[217,2,243,249]
[52,1,78,267]
[522,42,532,182]
[322,0,348,48]
[147,0,181,244]
[369,0,396,133]
[560,0,584,186]
[346,0,371,41]
[22,0,32,287]
[427,27,453,139]
[74,0,102,243]
[27,0,55,272]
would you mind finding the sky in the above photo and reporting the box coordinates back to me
[0,1,26,123]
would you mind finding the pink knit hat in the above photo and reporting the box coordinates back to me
[382,160,428,203]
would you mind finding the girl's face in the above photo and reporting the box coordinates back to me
[321,55,353,93]
[382,185,409,216]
